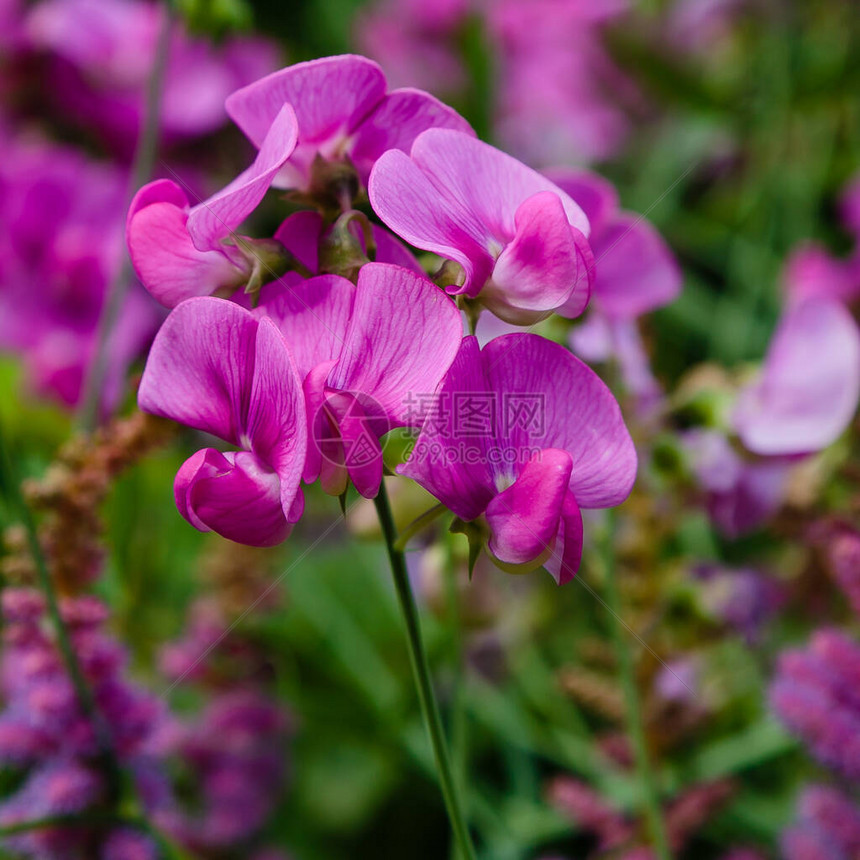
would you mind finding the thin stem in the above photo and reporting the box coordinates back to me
[602,511,671,860]
[0,423,123,802]
[373,482,477,860]
[393,503,447,552]
[78,0,174,431]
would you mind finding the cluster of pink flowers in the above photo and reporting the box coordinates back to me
[129,54,646,584]
[0,0,279,409]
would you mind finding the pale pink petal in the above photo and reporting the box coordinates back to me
[225,54,387,148]
[483,334,637,507]
[733,298,860,455]
[186,104,298,250]
[256,274,355,380]
[348,87,473,181]
[328,263,463,425]
[485,449,572,569]
[175,448,291,546]
[489,191,593,323]
[398,336,496,521]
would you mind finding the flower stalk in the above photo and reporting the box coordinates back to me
[373,481,477,860]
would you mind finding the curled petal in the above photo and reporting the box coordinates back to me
[175,448,292,546]
[486,449,572,571]
[733,298,860,455]
[544,492,584,585]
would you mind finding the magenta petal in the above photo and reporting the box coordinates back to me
[545,169,619,235]
[489,191,593,323]
[226,54,387,148]
[175,448,291,546]
[486,449,572,570]
[349,87,473,181]
[326,391,384,498]
[398,336,496,521]
[127,192,240,309]
[302,360,338,485]
[544,491,584,585]
[274,209,325,272]
[186,104,298,250]
[733,298,860,455]
[589,213,682,318]
[256,274,355,380]
[127,178,188,229]
[784,243,860,307]
[328,263,463,425]
[483,334,637,507]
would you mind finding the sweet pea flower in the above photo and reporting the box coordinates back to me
[369,130,595,325]
[225,54,474,191]
[399,334,637,583]
[732,298,860,456]
[138,298,307,546]
[126,104,298,308]
[257,262,463,499]
[549,169,681,409]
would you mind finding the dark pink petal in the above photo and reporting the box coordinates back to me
[328,263,463,425]
[174,448,291,546]
[483,334,637,507]
[225,54,387,148]
[139,298,257,443]
[485,449,572,571]
[186,104,298,250]
[256,274,355,380]
[398,336,497,521]
[544,491,584,585]
[348,87,473,181]
[489,191,593,323]
[127,186,241,308]
[588,213,682,318]
[274,210,325,272]
[784,243,860,307]
[733,298,860,455]
[326,391,385,498]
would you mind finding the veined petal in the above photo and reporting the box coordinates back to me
[398,336,496,522]
[226,55,387,149]
[327,263,462,425]
[486,449,572,571]
[488,191,593,323]
[186,104,298,250]
[733,298,860,455]
[483,333,637,508]
[348,87,474,181]
[127,190,241,308]
[175,448,291,546]
[256,274,355,380]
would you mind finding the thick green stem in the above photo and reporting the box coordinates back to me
[78,1,173,431]
[373,482,477,860]
[602,512,671,860]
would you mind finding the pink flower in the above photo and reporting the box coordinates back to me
[399,334,636,583]
[369,130,594,324]
[138,298,307,546]
[225,54,473,190]
[256,262,463,499]
[732,298,860,456]
[126,104,298,307]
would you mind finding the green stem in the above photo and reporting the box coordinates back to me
[393,503,447,552]
[78,0,173,432]
[602,512,671,860]
[373,482,477,860]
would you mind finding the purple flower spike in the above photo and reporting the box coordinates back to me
[127,104,298,307]
[400,334,636,583]
[733,298,860,456]
[225,54,473,189]
[139,298,306,546]
[369,129,594,325]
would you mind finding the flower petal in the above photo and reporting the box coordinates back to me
[485,449,572,569]
[488,191,593,323]
[175,448,291,546]
[544,491,583,585]
[733,298,860,455]
[225,54,387,149]
[127,186,240,308]
[483,333,637,507]
[545,168,619,235]
[185,104,298,250]
[328,263,463,425]
[398,336,496,521]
